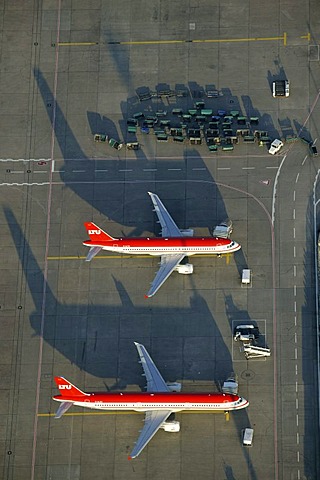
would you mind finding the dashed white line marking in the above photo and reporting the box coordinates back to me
[293,190,296,202]
[96,169,109,172]
[242,167,255,170]
[293,265,296,276]
[168,168,182,171]
[297,432,299,444]
[294,246,296,258]
[301,155,308,166]
[293,227,296,239]
[192,168,206,171]
[293,285,297,296]
[217,167,231,170]
[119,169,133,172]
[51,160,55,172]
[294,332,297,344]
[297,451,300,462]
[293,209,296,220]
[266,166,278,169]
[143,169,157,172]
[296,398,299,409]
[296,414,299,427]
[295,348,298,360]
[295,364,298,375]
[295,173,300,183]
[294,301,297,313]
[298,469,300,479]
[296,381,298,392]
[73,170,86,173]
[294,316,297,327]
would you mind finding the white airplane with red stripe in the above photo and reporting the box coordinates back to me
[83,192,241,297]
[53,342,249,459]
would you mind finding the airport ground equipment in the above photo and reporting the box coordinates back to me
[272,80,290,97]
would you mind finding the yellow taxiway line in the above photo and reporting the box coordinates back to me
[120,34,287,46]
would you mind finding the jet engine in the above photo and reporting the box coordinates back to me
[166,382,182,392]
[175,263,193,274]
[161,421,180,432]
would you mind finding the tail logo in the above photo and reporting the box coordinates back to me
[88,229,101,235]
[58,384,72,390]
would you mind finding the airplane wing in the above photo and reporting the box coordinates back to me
[148,192,182,237]
[134,342,170,392]
[145,253,185,298]
[128,410,173,459]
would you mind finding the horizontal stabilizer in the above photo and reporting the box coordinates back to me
[55,401,73,419]
[86,246,102,262]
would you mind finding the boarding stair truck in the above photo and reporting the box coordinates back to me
[242,344,271,359]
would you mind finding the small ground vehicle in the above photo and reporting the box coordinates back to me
[241,269,251,284]
[109,138,123,150]
[268,139,284,155]
[272,80,290,97]
[243,428,254,446]
[309,143,318,156]
[234,324,259,342]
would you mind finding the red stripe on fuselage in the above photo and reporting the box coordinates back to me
[53,392,240,404]
[83,237,233,248]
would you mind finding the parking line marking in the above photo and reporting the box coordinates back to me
[143,169,157,171]
[168,168,182,171]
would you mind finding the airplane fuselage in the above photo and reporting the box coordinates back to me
[83,237,241,256]
[53,391,249,412]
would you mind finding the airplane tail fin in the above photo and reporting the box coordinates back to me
[84,222,115,243]
[54,376,90,397]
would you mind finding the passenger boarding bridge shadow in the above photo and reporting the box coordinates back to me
[6,207,235,390]
[301,192,319,478]
[293,119,313,144]
[241,95,279,138]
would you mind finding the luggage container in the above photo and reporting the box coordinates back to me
[242,269,251,284]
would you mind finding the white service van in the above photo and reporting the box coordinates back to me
[243,428,254,446]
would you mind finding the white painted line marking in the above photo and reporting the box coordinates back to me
[296,398,298,409]
[293,227,296,239]
[192,168,206,171]
[297,451,300,462]
[73,170,86,173]
[293,265,296,276]
[293,285,297,296]
[295,316,297,326]
[295,332,297,344]
[295,173,300,183]
[143,169,157,172]
[242,167,255,170]
[297,432,299,445]
[217,167,231,170]
[296,414,299,426]
[301,155,308,166]
[295,364,298,375]
[296,381,298,392]
[168,168,182,171]
[293,209,296,220]
[294,301,297,313]
[119,169,133,172]
[294,246,296,258]
[96,169,109,172]
[51,160,55,172]
[298,469,300,479]
[266,166,278,169]
[293,190,296,202]
[295,348,298,360]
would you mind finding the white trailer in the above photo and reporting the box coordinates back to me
[241,269,251,284]
[243,428,254,446]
